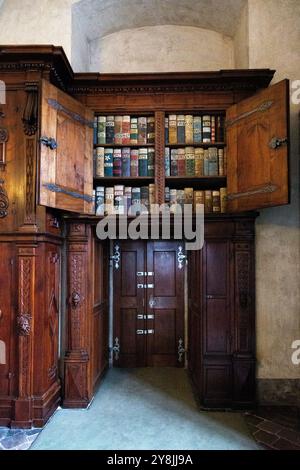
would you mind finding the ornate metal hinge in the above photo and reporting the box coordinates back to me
[269,137,288,149]
[111,244,120,269]
[40,136,58,150]
[112,337,120,361]
[178,338,186,363]
[177,246,187,269]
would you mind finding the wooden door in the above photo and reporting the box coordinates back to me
[146,241,185,367]
[113,241,185,367]
[202,240,233,406]
[226,80,289,212]
[113,240,146,367]
[39,79,94,214]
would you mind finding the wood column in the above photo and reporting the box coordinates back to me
[12,244,37,428]
[63,222,91,408]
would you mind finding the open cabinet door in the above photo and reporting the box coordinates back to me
[226,80,289,212]
[39,79,94,214]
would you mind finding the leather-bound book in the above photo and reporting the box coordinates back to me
[106,115,115,144]
[122,115,131,144]
[177,114,185,144]
[113,149,122,177]
[138,117,147,144]
[185,115,194,144]
[147,116,155,144]
[121,147,131,177]
[185,146,195,176]
[168,114,177,144]
[114,116,123,144]
[104,148,113,176]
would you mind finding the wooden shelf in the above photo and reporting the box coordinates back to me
[94,143,154,148]
[94,176,154,185]
[165,142,225,148]
[165,176,226,189]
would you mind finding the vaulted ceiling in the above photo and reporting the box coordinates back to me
[72,0,247,40]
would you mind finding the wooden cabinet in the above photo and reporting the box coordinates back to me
[188,215,256,408]
[0,46,291,426]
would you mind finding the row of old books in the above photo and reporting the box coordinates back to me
[93,116,155,145]
[165,147,226,177]
[165,187,227,213]
[165,114,224,145]
[94,147,155,177]
[95,184,155,215]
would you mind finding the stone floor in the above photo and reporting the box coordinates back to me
[245,407,300,450]
[0,427,40,450]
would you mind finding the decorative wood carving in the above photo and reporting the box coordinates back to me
[22,84,38,136]
[16,313,31,336]
[17,246,35,400]
[24,139,35,223]
[235,249,251,352]
[0,179,9,218]
[47,251,60,382]
[0,126,8,167]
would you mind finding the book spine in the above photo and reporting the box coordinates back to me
[224,148,227,176]
[170,149,178,176]
[131,187,141,214]
[204,190,212,213]
[104,148,113,177]
[113,149,122,177]
[165,186,170,206]
[149,183,155,212]
[141,186,149,213]
[147,116,155,144]
[185,146,195,176]
[138,148,148,176]
[130,149,139,177]
[168,115,177,144]
[202,115,211,143]
[93,117,98,145]
[130,117,138,144]
[193,116,202,143]
[211,116,215,143]
[177,190,185,211]
[195,147,204,176]
[147,147,155,177]
[218,149,224,176]
[114,115,123,144]
[185,115,194,144]
[203,149,209,176]
[208,147,218,176]
[106,116,115,144]
[177,115,185,144]
[194,190,205,213]
[216,115,224,142]
[177,148,186,176]
[165,117,169,144]
[170,189,177,213]
[95,147,105,177]
[124,187,132,213]
[122,115,131,144]
[97,116,106,144]
[121,147,131,177]
[105,187,114,215]
[114,185,125,215]
[184,187,194,206]
[95,186,105,216]
[212,190,220,212]
[165,147,170,177]
[138,117,147,144]
[220,187,227,213]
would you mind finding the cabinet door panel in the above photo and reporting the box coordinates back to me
[39,79,93,214]
[226,80,289,212]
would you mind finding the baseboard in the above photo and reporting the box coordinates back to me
[32,380,61,427]
[257,378,300,406]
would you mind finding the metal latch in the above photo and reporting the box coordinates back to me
[269,137,288,149]
[136,329,154,335]
[112,337,120,361]
[40,136,58,150]
[137,314,154,320]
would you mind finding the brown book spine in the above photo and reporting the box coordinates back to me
[114,116,123,144]
[168,115,177,144]
[185,115,194,144]
[122,115,131,144]
[220,187,227,213]
[212,190,221,212]
[204,190,212,213]
[211,116,215,143]
[147,116,155,144]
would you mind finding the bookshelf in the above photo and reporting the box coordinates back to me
[93,111,227,216]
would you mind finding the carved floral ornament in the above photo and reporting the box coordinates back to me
[0,179,9,218]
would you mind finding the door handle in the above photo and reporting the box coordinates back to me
[149,296,156,308]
